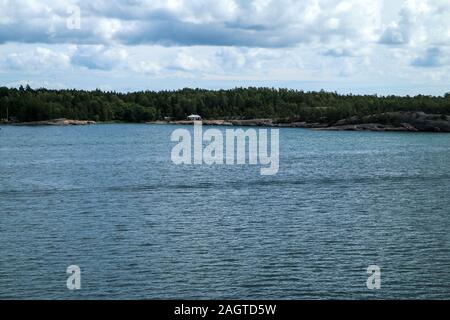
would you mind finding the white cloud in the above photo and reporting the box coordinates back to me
[0,0,384,47]
[380,0,450,47]
[130,61,161,75]
[168,49,213,73]
[0,0,449,94]
[216,48,247,70]
[2,46,70,71]
[71,45,127,70]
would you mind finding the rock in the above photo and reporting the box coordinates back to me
[400,123,418,132]
[228,119,274,126]
[13,118,96,126]
[318,123,411,132]
[323,112,450,132]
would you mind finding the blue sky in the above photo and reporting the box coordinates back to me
[0,0,449,95]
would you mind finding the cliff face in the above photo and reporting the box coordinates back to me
[397,112,450,132]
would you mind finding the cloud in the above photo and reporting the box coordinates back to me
[70,45,127,70]
[379,0,450,46]
[167,49,214,75]
[323,47,355,57]
[213,47,283,73]
[216,48,247,70]
[130,60,161,75]
[0,0,383,48]
[377,0,450,68]
[379,21,409,45]
[412,47,444,68]
[0,0,96,44]
[114,0,383,48]
[2,47,70,70]
[1,0,450,95]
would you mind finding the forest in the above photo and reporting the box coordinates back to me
[1,85,450,124]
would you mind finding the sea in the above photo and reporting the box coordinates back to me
[0,124,449,299]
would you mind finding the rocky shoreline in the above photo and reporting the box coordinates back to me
[10,118,97,126]
[150,112,450,132]
[4,112,450,132]
[318,112,450,132]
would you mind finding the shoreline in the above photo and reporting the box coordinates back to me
[148,119,421,132]
[149,112,450,132]
[2,111,450,132]
[3,118,97,126]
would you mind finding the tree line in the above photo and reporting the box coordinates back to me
[1,85,450,123]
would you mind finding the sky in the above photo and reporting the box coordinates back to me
[0,0,450,95]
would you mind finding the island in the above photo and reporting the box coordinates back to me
[1,86,450,132]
